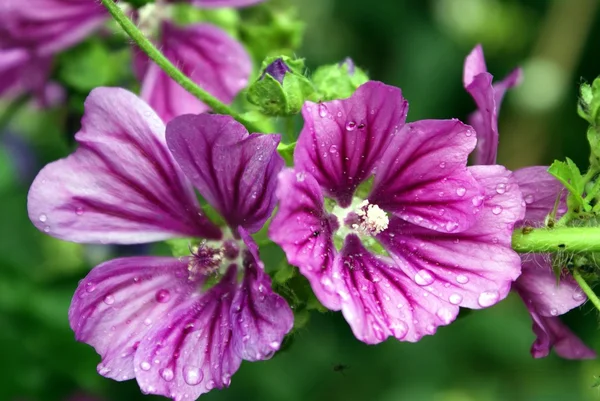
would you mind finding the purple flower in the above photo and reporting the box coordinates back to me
[464,45,595,359]
[269,81,525,343]
[463,44,522,165]
[0,0,107,56]
[27,88,293,399]
[134,21,251,123]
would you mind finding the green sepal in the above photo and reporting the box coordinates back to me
[312,60,369,101]
[548,158,590,213]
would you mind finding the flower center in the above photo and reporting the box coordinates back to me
[186,230,243,282]
[350,200,389,236]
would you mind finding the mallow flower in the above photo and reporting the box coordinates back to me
[270,81,526,343]
[133,3,252,122]
[27,88,293,399]
[464,44,595,359]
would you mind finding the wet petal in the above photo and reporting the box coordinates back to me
[369,119,483,232]
[166,114,283,233]
[0,0,107,56]
[134,266,241,400]
[295,81,408,207]
[378,165,524,310]
[513,166,565,225]
[526,308,595,359]
[269,169,341,309]
[514,255,585,317]
[136,22,251,122]
[333,235,459,344]
[69,257,196,381]
[231,229,294,361]
[28,88,220,244]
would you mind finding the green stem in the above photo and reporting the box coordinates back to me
[573,269,600,311]
[512,226,600,253]
[100,0,260,132]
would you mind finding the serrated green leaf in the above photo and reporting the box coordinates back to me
[548,159,588,211]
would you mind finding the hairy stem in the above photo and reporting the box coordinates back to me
[100,0,260,132]
[573,269,600,311]
[512,226,600,253]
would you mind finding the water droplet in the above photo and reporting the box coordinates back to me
[414,269,434,286]
[321,276,334,288]
[43,226,50,233]
[357,123,365,129]
[471,196,484,207]
[183,365,203,385]
[573,292,585,301]
[549,308,558,316]
[436,307,454,324]
[160,367,174,381]
[449,293,463,305]
[223,373,232,386]
[38,214,47,222]
[206,380,215,390]
[465,131,472,137]
[329,145,338,154]
[456,187,466,197]
[296,172,305,182]
[140,361,151,371]
[75,207,84,216]
[492,205,503,215]
[346,121,356,131]
[104,294,115,305]
[477,291,499,307]
[269,341,280,349]
[524,194,534,204]
[390,321,408,339]
[318,103,328,117]
[86,282,96,293]
[439,162,446,168]
[495,183,506,194]
[144,318,152,326]
[445,221,459,232]
[337,111,343,118]
[155,289,171,303]
[456,275,469,284]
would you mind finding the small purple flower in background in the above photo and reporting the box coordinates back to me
[133,2,253,122]
[270,81,525,343]
[261,58,291,84]
[464,44,595,359]
[27,88,293,400]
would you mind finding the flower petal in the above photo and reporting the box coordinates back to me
[0,48,51,98]
[0,0,107,56]
[269,169,341,309]
[69,256,196,382]
[295,81,408,207]
[378,165,524,310]
[230,228,294,361]
[28,87,220,244]
[332,235,459,344]
[369,119,483,232]
[463,44,487,88]
[166,114,283,233]
[136,22,251,122]
[134,266,241,400]
[527,308,595,359]
[513,166,565,225]
[514,255,585,317]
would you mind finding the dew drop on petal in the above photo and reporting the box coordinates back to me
[414,269,434,286]
[346,121,356,131]
[318,103,328,117]
[103,294,115,305]
[86,282,96,293]
[76,207,84,216]
[495,183,506,194]
[296,172,305,182]
[390,321,408,339]
[471,196,484,207]
[436,307,454,324]
[269,341,280,349]
[456,275,469,284]
[445,221,459,232]
[449,293,463,305]
[140,361,151,371]
[183,365,203,386]
[524,194,535,204]
[39,214,47,222]
[439,162,446,168]
[206,380,215,390]
[43,226,50,233]
[155,289,171,303]
[492,205,503,215]
[329,145,338,154]
[478,291,499,307]
[573,292,585,301]
[160,367,174,382]
[456,187,466,197]
[549,308,558,316]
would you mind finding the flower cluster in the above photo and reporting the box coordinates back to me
[19,1,597,399]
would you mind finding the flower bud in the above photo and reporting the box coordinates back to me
[247,56,315,116]
[312,57,369,101]
[579,78,600,168]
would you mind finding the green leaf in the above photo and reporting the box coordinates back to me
[548,159,589,211]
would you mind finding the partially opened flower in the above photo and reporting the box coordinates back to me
[270,81,525,343]
[0,0,107,56]
[464,45,595,359]
[27,88,293,399]
[133,7,252,122]
[463,44,522,165]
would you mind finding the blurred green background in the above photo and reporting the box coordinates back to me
[2,0,600,400]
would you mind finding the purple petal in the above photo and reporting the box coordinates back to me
[463,44,487,88]
[377,165,524,310]
[526,308,595,359]
[513,166,565,225]
[189,0,265,7]
[28,87,220,244]
[369,119,483,233]
[268,169,341,309]
[261,58,291,84]
[0,0,107,56]
[69,256,197,382]
[231,229,294,361]
[0,48,52,98]
[295,81,409,207]
[493,67,523,107]
[333,235,459,344]
[136,22,251,122]
[166,114,283,233]
[514,256,585,317]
